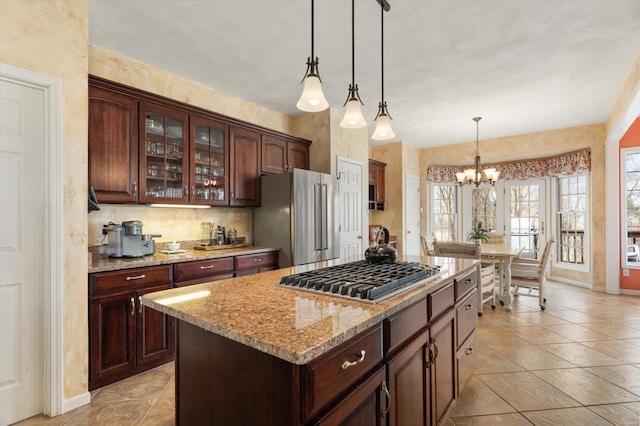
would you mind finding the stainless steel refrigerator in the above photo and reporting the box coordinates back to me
[254,168,339,267]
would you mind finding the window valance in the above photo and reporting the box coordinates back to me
[427,149,591,183]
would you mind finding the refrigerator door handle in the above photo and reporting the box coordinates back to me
[314,183,322,251]
[321,183,328,250]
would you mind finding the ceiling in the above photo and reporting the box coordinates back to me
[88,0,640,149]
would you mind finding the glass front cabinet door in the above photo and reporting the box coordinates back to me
[139,102,189,204]
[190,116,229,206]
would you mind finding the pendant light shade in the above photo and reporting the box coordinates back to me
[296,0,329,112]
[340,0,366,129]
[372,1,395,141]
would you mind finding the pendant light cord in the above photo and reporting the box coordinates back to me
[380,2,384,103]
[311,0,315,60]
[351,0,355,86]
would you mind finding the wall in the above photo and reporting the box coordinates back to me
[620,117,640,290]
[0,0,89,400]
[419,123,607,289]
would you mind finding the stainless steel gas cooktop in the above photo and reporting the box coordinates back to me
[278,261,446,304]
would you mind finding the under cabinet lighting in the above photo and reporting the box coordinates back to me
[149,204,211,209]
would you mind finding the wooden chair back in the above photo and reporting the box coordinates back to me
[433,241,480,259]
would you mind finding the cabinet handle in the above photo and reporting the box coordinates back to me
[138,296,143,314]
[465,347,474,355]
[130,297,135,316]
[381,380,391,415]
[230,190,234,200]
[190,186,194,197]
[200,265,215,270]
[464,304,473,310]
[432,339,439,361]
[185,186,189,199]
[132,181,137,196]
[126,274,146,281]
[341,350,366,370]
[253,258,263,262]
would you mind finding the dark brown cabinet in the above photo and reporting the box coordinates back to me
[261,135,310,174]
[369,159,386,210]
[234,251,278,276]
[429,308,456,426]
[89,265,174,390]
[173,257,235,287]
[230,126,261,206]
[190,116,229,206]
[88,86,139,203]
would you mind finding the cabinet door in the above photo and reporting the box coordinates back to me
[88,86,138,203]
[316,365,388,426]
[89,291,136,384]
[191,116,229,205]
[429,309,456,426]
[229,126,261,206]
[261,135,287,174]
[287,140,309,171]
[136,284,174,366]
[387,330,429,426]
[139,102,189,204]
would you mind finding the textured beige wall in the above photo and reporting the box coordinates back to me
[370,142,403,252]
[419,123,607,289]
[330,109,369,176]
[290,109,332,174]
[0,0,90,399]
[608,51,640,133]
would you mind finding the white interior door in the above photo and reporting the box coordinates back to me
[0,79,45,424]
[404,175,421,256]
[505,179,547,259]
[337,157,363,260]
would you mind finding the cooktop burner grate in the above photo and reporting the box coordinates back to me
[278,261,446,303]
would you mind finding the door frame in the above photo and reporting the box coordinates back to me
[337,156,366,258]
[1,63,64,416]
[404,174,421,256]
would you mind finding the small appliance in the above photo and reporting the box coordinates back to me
[104,220,161,258]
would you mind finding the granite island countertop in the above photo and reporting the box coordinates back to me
[142,255,478,365]
[88,244,280,273]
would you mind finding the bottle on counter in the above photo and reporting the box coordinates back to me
[216,226,225,245]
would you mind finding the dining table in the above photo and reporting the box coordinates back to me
[478,241,524,310]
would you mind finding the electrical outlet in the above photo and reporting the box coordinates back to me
[623,269,630,277]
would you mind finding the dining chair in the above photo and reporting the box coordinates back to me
[510,236,556,310]
[486,233,506,244]
[628,244,640,262]
[432,241,497,315]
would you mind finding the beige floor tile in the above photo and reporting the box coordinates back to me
[546,310,609,324]
[581,339,640,363]
[476,371,580,411]
[541,323,616,342]
[63,400,153,425]
[12,414,72,425]
[532,368,639,405]
[475,346,526,374]
[139,398,174,426]
[588,402,640,426]
[491,344,576,370]
[91,365,173,403]
[522,406,614,425]
[580,322,640,339]
[507,325,573,345]
[509,311,570,326]
[450,413,532,425]
[624,338,640,347]
[450,376,515,417]
[539,342,625,367]
[585,364,640,393]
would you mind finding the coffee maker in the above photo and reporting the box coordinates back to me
[104,221,161,258]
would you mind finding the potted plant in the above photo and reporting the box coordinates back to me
[466,221,490,244]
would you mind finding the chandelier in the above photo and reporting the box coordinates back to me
[456,117,500,187]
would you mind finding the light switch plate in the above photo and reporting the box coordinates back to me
[623,269,630,277]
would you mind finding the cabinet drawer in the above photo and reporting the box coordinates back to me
[173,257,234,283]
[234,251,278,271]
[90,265,172,295]
[428,282,454,322]
[304,323,383,420]
[457,330,478,395]
[454,268,477,301]
[384,298,427,355]
[456,291,478,348]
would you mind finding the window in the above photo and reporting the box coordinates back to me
[432,184,458,242]
[556,173,588,267]
[472,187,497,231]
[623,148,640,267]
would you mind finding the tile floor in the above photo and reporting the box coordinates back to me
[16,280,640,425]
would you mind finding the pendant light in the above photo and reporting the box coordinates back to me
[371,0,395,141]
[455,117,500,187]
[340,0,367,129]
[296,0,329,112]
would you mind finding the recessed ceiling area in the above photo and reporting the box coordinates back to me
[88,0,640,148]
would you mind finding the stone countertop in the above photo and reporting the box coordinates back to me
[142,255,478,365]
[88,245,280,273]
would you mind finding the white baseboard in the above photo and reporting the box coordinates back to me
[620,289,640,296]
[63,391,90,414]
[549,276,590,289]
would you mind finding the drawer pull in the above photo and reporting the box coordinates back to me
[466,278,473,283]
[200,265,215,270]
[381,380,391,415]
[464,304,473,310]
[126,274,146,281]
[341,350,366,370]
[138,296,143,314]
[253,258,263,262]
[130,297,135,316]
[465,347,474,355]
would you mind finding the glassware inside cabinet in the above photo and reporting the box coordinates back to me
[193,124,226,203]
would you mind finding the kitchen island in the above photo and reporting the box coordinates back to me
[142,255,479,425]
